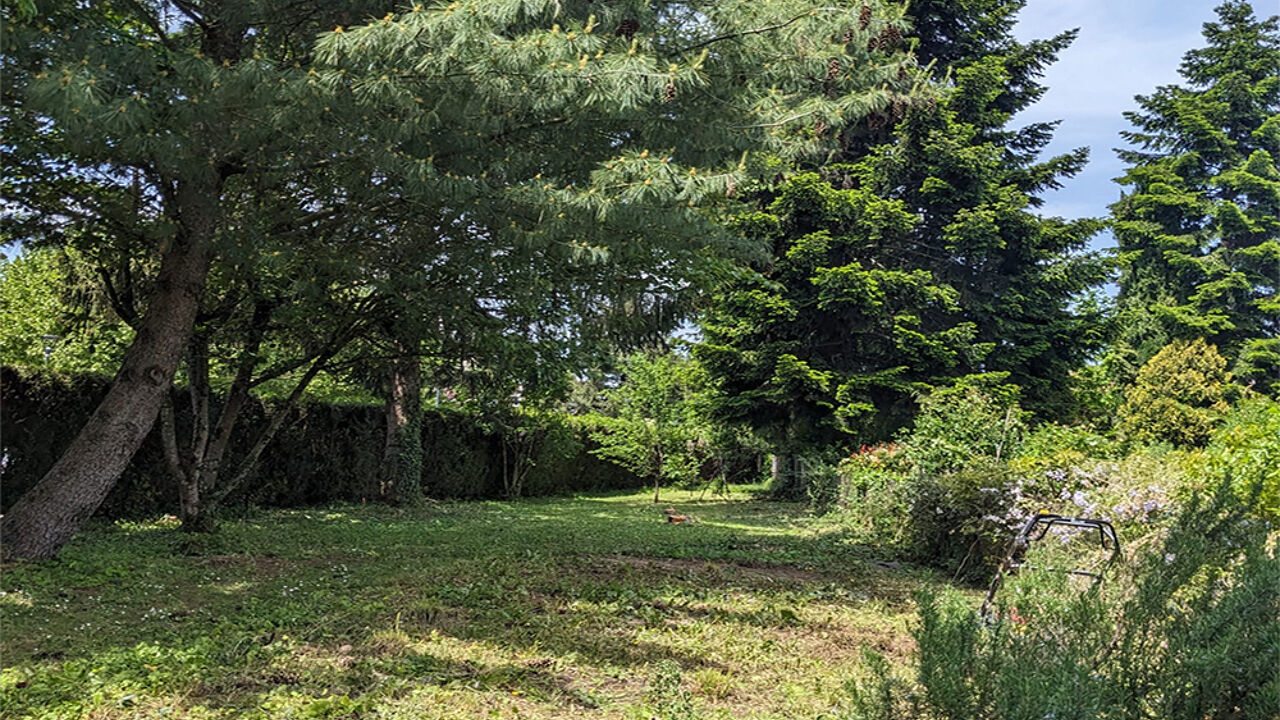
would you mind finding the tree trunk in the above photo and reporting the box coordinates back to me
[380,342,422,505]
[0,176,219,561]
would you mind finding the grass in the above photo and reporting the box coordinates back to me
[1,487,947,719]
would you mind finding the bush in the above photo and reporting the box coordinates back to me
[851,481,1280,719]
[1185,398,1280,521]
[1118,338,1232,448]
[906,463,1031,580]
[901,380,1028,475]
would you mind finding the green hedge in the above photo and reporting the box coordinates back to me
[0,367,642,518]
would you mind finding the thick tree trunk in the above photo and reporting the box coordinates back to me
[0,176,218,561]
[380,343,422,504]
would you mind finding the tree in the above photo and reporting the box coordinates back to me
[0,249,131,373]
[696,1,1107,454]
[1112,1,1280,392]
[1,0,917,559]
[0,0,403,558]
[589,352,712,503]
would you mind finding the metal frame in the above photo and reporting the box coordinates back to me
[979,513,1121,623]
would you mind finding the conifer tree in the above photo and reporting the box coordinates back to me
[696,1,1107,450]
[0,0,917,559]
[1112,1,1280,393]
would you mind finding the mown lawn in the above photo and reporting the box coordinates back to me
[1,488,946,719]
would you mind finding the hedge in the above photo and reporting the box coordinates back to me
[0,366,644,518]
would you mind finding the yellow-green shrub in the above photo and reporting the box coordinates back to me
[1117,339,1232,448]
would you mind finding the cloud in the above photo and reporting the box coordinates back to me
[1009,1,1274,227]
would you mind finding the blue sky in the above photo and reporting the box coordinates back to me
[1013,0,1273,249]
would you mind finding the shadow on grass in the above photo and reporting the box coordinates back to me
[1,490,932,717]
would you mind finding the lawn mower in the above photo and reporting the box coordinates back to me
[979,512,1122,624]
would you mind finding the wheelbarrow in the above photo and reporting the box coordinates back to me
[979,513,1122,624]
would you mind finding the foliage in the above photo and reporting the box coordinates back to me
[905,463,1031,579]
[0,367,643,517]
[1009,421,1119,477]
[587,353,715,499]
[899,380,1028,475]
[0,249,131,374]
[1186,397,1280,520]
[1117,338,1233,447]
[881,481,1280,720]
[696,0,1108,451]
[1111,1,1280,390]
[842,479,1280,719]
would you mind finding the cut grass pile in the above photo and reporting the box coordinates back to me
[1,488,947,719]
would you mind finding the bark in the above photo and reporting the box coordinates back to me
[1,175,219,561]
[380,341,423,504]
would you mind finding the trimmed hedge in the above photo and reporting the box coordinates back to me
[0,366,642,518]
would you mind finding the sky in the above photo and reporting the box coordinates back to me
[1012,0,1273,250]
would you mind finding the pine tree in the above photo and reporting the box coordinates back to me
[0,0,917,559]
[1112,1,1280,393]
[696,1,1107,450]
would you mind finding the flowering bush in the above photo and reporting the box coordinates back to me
[849,481,1280,720]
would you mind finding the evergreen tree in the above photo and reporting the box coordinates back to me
[696,1,1107,450]
[0,0,917,560]
[1112,1,1280,393]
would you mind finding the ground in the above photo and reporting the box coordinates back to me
[0,488,950,719]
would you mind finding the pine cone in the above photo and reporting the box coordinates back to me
[814,119,828,136]
[859,5,872,30]
[662,80,676,103]
[616,18,639,39]
[826,58,841,82]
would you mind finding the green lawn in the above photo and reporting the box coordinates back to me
[1,488,946,719]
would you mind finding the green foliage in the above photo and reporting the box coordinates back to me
[0,249,130,373]
[697,1,1107,452]
[900,380,1028,475]
[906,463,1026,579]
[1112,2,1280,386]
[857,481,1280,719]
[1186,397,1280,520]
[1118,338,1233,447]
[0,367,644,517]
[587,353,713,496]
[1010,421,1119,477]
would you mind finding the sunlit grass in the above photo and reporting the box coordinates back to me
[1,487,944,719]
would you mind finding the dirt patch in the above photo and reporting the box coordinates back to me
[195,553,346,575]
[596,555,829,584]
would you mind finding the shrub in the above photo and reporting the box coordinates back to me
[831,444,913,543]
[1011,422,1118,476]
[901,380,1027,475]
[1117,338,1232,448]
[1185,397,1280,521]
[851,480,1280,719]
[906,463,1031,580]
